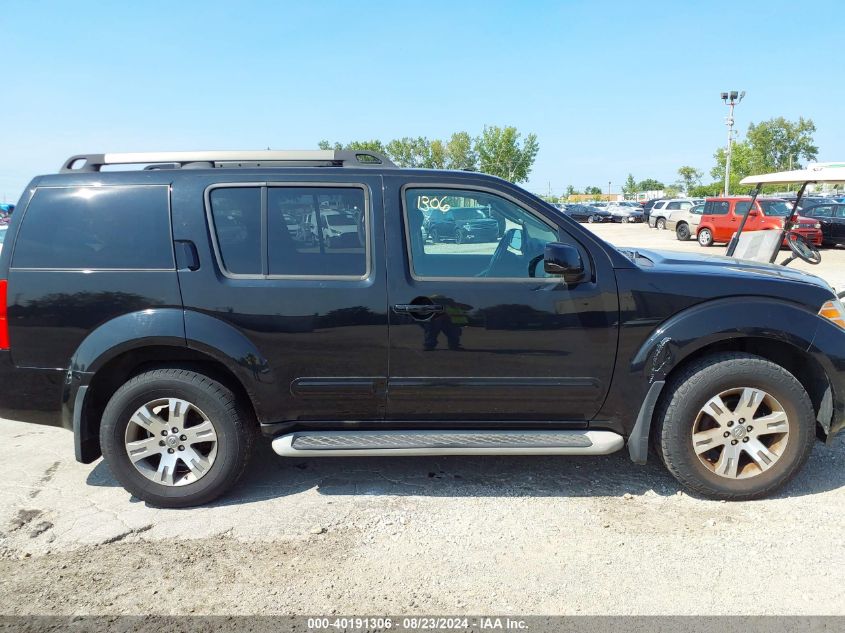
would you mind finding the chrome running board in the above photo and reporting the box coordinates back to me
[271,430,624,457]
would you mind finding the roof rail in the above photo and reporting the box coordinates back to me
[59,150,397,173]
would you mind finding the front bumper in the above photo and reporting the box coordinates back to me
[791,228,823,246]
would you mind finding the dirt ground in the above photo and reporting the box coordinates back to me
[1,223,844,616]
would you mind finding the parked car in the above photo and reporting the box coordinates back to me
[648,199,697,229]
[696,197,822,247]
[0,224,7,254]
[667,203,704,241]
[641,198,665,221]
[778,195,837,212]
[562,204,613,223]
[606,203,644,223]
[2,150,844,507]
[305,209,360,247]
[800,203,845,247]
[424,206,500,244]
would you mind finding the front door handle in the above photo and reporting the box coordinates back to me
[393,304,444,316]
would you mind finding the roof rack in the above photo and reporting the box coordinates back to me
[59,150,397,173]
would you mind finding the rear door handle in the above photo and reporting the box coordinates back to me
[393,304,444,315]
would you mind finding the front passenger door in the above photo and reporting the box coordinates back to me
[384,179,619,423]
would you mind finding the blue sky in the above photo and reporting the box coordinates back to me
[2,0,843,202]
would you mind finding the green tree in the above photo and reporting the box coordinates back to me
[386,137,433,168]
[473,125,539,183]
[426,139,447,169]
[584,186,602,196]
[621,173,637,197]
[677,166,703,194]
[690,182,722,197]
[565,185,577,197]
[711,141,755,192]
[637,178,664,192]
[745,116,818,172]
[318,139,388,155]
[445,131,477,171]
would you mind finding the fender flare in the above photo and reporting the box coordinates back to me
[626,297,823,463]
[632,296,820,384]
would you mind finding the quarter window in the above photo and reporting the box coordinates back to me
[13,185,173,270]
[405,187,561,279]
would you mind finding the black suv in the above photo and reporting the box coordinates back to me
[2,150,844,507]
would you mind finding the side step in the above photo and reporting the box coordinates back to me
[271,430,624,457]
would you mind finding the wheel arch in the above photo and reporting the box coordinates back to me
[66,309,274,463]
[632,297,834,454]
[73,344,261,464]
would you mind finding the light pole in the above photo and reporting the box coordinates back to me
[721,90,745,195]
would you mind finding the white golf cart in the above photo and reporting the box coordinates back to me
[727,164,845,287]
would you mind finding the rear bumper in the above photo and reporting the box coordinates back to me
[0,352,65,427]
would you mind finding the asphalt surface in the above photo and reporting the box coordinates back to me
[0,222,843,616]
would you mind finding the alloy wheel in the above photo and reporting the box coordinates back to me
[691,387,790,479]
[124,398,219,486]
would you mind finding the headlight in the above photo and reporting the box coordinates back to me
[463,223,472,230]
[819,299,845,329]
[815,223,822,229]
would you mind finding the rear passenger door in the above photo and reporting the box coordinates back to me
[173,174,388,423]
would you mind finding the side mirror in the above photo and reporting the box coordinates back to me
[544,242,585,282]
[748,209,759,217]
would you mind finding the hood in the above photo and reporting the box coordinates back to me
[625,248,833,291]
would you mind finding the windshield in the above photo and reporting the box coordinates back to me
[758,200,793,216]
[451,208,487,221]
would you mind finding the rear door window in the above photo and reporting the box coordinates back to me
[12,185,173,270]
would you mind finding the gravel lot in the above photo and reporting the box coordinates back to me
[1,223,843,616]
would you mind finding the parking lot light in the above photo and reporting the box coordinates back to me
[721,90,745,195]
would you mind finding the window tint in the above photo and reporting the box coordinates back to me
[679,201,692,210]
[836,206,845,219]
[406,188,560,279]
[666,202,681,210]
[691,204,704,215]
[13,185,173,269]
[653,201,665,210]
[704,201,730,215]
[209,187,261,274]
[268,187,366,277]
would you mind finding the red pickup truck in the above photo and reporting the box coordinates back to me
[696,196,823,247]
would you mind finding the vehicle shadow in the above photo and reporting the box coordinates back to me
[85,433,845,507]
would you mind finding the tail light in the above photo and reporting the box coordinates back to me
[0,280,7,350]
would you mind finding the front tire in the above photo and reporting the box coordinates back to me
[656,353,815,500]
[100,368,255,508]
[698,228,714,247]
[656,217,666,230]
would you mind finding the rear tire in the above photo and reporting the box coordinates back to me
[698,228,714,247]
[100,368,255,508]
[429,228,440,244]
[656,353,815,500]
[676,223,690,241]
